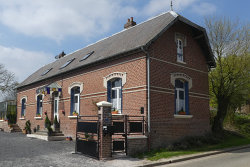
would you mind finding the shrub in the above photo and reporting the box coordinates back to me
[25,120,31,134]
[45,116,52,134]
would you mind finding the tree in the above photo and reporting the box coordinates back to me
[205,17,250,134]
[0,64,18,100]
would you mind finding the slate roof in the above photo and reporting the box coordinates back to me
[17,11,215,89]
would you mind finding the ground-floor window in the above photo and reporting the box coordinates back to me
[70,86,80,115]
[21,98,26,117]
[36,95,43,116]
[175,79,189,115]
[107,78,122,114]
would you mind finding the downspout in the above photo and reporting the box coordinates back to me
[141,46,151,135]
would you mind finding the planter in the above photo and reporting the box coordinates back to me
[22,129,27,134]
[112,110,118,114]
[178,111,186,115]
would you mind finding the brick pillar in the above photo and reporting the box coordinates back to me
[96,101,112,159]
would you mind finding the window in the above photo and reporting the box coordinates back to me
[60,58,75,69]
[70,86,80,115]
[79,51,94,61]
[177,38,183,62]
[36,95,43,117]
[175,79,189,115]
[107,78,122,114]
[21,98,26,117]
[41,68,52,76]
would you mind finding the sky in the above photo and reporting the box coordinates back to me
[0,0,249,83]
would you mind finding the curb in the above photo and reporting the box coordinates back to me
[137,144,250,167]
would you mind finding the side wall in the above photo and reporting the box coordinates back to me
[16,52,147,138]
[149,21,211,148]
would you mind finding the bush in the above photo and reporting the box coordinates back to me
[45,116,52,134]
[25,120,31,134]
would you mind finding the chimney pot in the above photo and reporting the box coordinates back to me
[124,16,136,29]
[131,17,133,21]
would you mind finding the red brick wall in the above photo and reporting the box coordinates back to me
[17,52,147,138]
[149,21,211,148]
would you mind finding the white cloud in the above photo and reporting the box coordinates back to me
[192,2,216,15]
[0,0,137,42]
[142,0,198,16]
[0,45,53,82]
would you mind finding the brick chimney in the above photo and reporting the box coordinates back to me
[124,17,136,29]
[58,51,66,58]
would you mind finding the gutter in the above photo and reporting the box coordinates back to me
[141,46,150,134]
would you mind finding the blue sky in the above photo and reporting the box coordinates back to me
[0,0,249,83]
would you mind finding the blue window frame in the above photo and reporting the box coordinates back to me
[21,98,26,117]
[175,79,189,115]
[36,95,43,116]
[70,86,80,115]
[107,78,122,114]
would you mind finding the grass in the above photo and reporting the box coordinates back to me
[136,113,250,161]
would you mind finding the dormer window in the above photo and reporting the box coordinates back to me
[177,38,183,62]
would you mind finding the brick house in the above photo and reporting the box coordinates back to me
[16,11,215,149]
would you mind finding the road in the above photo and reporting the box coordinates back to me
[160,147,250,167]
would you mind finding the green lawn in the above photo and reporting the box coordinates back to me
[137,113,250,161]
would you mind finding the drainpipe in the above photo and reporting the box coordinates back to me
[141,46,151,135]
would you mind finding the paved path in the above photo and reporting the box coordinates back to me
[159,147,250,167]
[0,132,108,167]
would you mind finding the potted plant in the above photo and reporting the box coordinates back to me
[45,116,52,135]
[112,109,118,114]
[72,111,78,116]
[37,114,41,117]
[178,108,186,115]
[25,120,31,134]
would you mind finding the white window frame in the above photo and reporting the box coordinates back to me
[38,95,43,116]
[177,38,184,62]
[21,98,26,117]
[175,80,185,114]
[111,82,122,114]
[74,93,80,114]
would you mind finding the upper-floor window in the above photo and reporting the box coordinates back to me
[177,38,183,62]
[21,98,26,117]
[70,86,80,115]
[36,95,43,117]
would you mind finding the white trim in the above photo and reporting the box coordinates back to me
[35,94,44,101]
[190,91,209,97]
[151,57,208,74]
[123,89,147,94]
[20,96,28,103]
[0,120,4,122]
[103,72,127,88]
[171,73,192,89]
[177,60,186,64]
[82,94,106,99]
[34,117,43,120]
[19,118,25,120]
[151,86,174,92]
[189,95,210,100]
[80,91,106,97]
[174,114,193,119]
[68,116,78,119]
[123,85,147,91]
[68,82,83,95]
[151,89,175,95]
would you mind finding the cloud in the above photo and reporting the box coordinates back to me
[142,0,198,16]
[0,0,137,42]
[191,2,216,15]
[0,45,53,82]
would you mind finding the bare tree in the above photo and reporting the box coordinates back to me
[205,17,250,134]
[0,64,18,100]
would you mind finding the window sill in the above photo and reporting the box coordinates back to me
[174,114,193,119]
[0,120,4,122]
[19,118,26,120]
[177,60,186,64]
[68,116,78,119]
[34,117,43,120]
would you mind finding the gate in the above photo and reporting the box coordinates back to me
[75,115,100,159]
[112,115,145,155]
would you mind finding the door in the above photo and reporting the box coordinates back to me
[54,97,59,121]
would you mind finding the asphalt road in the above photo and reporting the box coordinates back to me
[0,132,108,167]
[160,147,250,167]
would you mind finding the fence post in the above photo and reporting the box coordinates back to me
[96,101,112,159]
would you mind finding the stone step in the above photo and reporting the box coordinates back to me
[27,134,66,141]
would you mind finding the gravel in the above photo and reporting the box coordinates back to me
[0,132,110,167]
